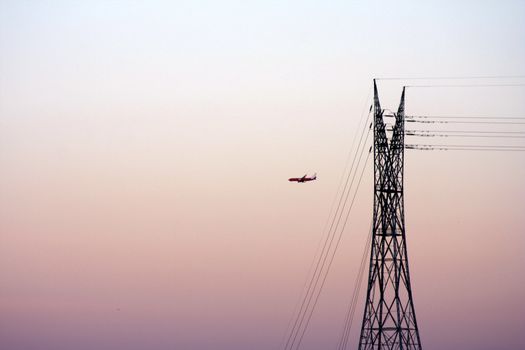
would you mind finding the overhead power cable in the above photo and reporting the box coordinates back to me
[330,87,373,224]
[405,83,525,88]
[407,147,525,152]
[406,145,525,152]
[281,87,372,350]
[291,134,372,350]
[406,119,525,125]
[406,129,525,135]
[375,75,525,81]
[411,144,525,148]
[292,148,372,350]
[283,92,373,350]
[406,132,525,139]
[406,115,525,120]
[337,219,373,350]
[289,120,370,350]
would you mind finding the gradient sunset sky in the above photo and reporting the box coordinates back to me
[1,1,524,350]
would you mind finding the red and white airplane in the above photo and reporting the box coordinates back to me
[288,173,317,183]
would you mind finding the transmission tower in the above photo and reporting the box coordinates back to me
[358,80,422,350]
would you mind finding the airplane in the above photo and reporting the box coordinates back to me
[288,173,317,183]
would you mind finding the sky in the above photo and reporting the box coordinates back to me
[0,1,524,349]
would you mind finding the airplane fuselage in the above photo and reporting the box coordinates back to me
[288,175,316,183]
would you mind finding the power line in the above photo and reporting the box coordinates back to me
[406,119,525,125]
[280,86,373,350]
[407,144,525,151]
[294,149,372,350]
[406,133,525,139]
[406,130,525,134]
[410,144,525,148]
[406,115,525,120]
[290,138,372,350]
[287,129,372,350]
[375,75,525,81]
[337,220,373,350]
[405,83,525,88]
[283,99,373,350]
[407,146,525,152]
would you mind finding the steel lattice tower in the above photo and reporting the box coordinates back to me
[358,80,422,350]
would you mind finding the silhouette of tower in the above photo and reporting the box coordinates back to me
[358,80,422,349]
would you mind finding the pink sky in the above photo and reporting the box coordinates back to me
[1,1,524,349]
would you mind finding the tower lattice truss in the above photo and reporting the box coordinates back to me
[358,81,422,350]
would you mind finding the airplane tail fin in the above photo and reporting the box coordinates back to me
[313,173,317,179]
